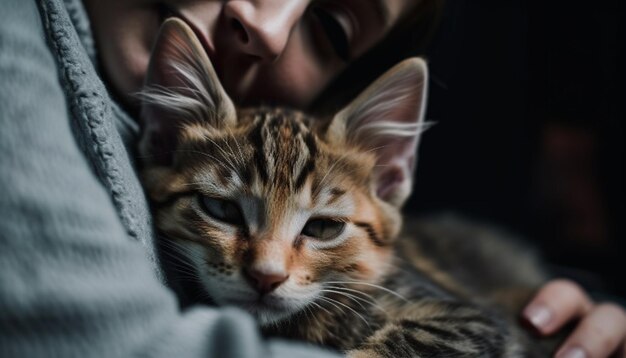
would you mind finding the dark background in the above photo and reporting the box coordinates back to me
[406,0,625,297]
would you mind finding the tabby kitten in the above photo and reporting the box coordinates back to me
[139,18,555,357]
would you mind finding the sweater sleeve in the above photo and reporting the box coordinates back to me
[0,1,339,357]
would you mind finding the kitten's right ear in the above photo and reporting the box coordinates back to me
[327,58,429,208]
[139,18,235,165]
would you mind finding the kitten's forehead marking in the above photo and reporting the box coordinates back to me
[246,109,318,193]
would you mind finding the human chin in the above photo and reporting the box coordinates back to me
[223,60,335,108]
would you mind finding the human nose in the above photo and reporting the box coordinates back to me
[224,0,309,62]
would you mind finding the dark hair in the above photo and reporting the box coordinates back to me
[310,0,445,115]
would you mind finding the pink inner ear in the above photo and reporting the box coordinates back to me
[362,76,425,203]
[376,164,405,201]
[337,58,428,206]
[374,135,419,200]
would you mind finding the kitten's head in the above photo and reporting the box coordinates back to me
[140,19,428,325]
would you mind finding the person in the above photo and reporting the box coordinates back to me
[0,1,623,357]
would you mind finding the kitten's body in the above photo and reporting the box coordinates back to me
[140,19,558,357]
[262,216,550,356]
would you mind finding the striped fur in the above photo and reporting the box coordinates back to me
[140,19,560,358]
[141,107,558,357]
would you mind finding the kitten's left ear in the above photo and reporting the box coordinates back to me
[328,58,429,208]
[139,18,236,165]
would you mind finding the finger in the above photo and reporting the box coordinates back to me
[522,279,594,335]
[554,303,626,358]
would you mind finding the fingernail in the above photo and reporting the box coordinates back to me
[556,347,586,358]
[523,304,553,329]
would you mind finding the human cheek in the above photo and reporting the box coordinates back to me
[238,28,346,107]
[109,32,152,97]
[89,3,161,103]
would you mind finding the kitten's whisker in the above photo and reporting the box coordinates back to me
[317,296,347,320]
[159,238,202,257]
[324,285,376,299]
[321,144,392,181]
[204,136,241,169]
[308,301,341,341]
[219,136,243,168]
[319,296,371,328]
[173,149,238,173]
[334,147,388,177]
[159,242,197,264]
[320,289,385,315]
[302,305,311,324]
[320,289,368,311]
[302,305,317,329]
[225,127,247,168]
[309,300,333,318]
[323,286,388,314]
[325,281,408,302]
[162,259,202,279]
[177,154,233,175]
[157,238,216,280]
[180,181,212,187]
[361,144,391,154]
[317,153,350,189]
[169,271,204,284]
[158,247,205,282]
[231,136,246,168]
[318,152,350,186]
[162,255,197,273]
[323,286,373,301]
[161,256,198,273]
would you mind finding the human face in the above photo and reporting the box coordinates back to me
[84,0,415,109]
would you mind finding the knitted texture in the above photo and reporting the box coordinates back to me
[39,0,156,264]
[0,1,339,356]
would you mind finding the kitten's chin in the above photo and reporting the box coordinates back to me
[250,305,296,327]
[227,296,308,327]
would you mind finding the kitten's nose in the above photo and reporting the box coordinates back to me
[244,268,289,294]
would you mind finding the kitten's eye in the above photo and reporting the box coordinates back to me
[313,6,352,61]
[302,219,345,241]
[199,196,244,226]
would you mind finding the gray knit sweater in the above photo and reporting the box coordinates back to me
[0,1,338,357]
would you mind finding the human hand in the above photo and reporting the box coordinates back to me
[523,279,626,358]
